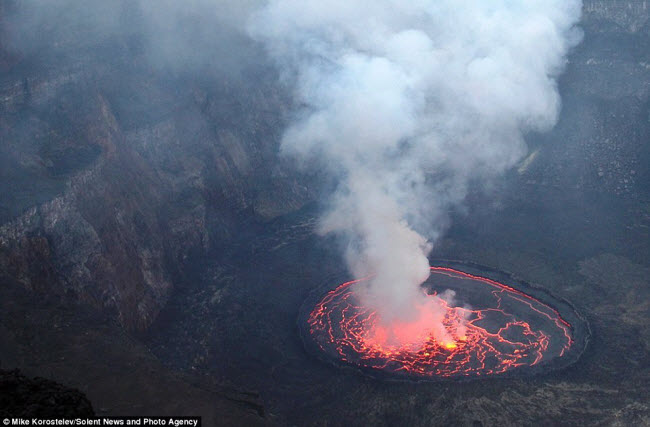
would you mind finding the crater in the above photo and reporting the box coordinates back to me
[299,262,589,381]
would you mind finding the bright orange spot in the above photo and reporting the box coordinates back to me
[361,297,466,352]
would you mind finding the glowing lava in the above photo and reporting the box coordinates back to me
[306,266,576,379]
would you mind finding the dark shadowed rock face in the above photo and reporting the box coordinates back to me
[583,0,649,33]
[0,369,95,418]
[0,1,314,331]
[0,280,267,425]
[520,0,650,201]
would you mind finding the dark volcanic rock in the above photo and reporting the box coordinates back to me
[0,90,173,331]
[0,369,94,418]
[0,280,267,425]
[517,0,650,201]
[0,1,314,331]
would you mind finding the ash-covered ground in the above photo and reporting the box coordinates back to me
[1,1,649,426]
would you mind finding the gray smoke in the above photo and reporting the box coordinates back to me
[249,1,583,329]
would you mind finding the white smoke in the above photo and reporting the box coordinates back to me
[248,1,582,331]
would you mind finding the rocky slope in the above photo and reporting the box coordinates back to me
[0,369,95,418]
[583,0,649,33]
[0,278,266,424]
[520,0,650,199]
[0,0,313,332]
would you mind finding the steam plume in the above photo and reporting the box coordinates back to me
[249,1,582,345]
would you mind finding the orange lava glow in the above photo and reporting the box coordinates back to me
[307,267,574,378]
